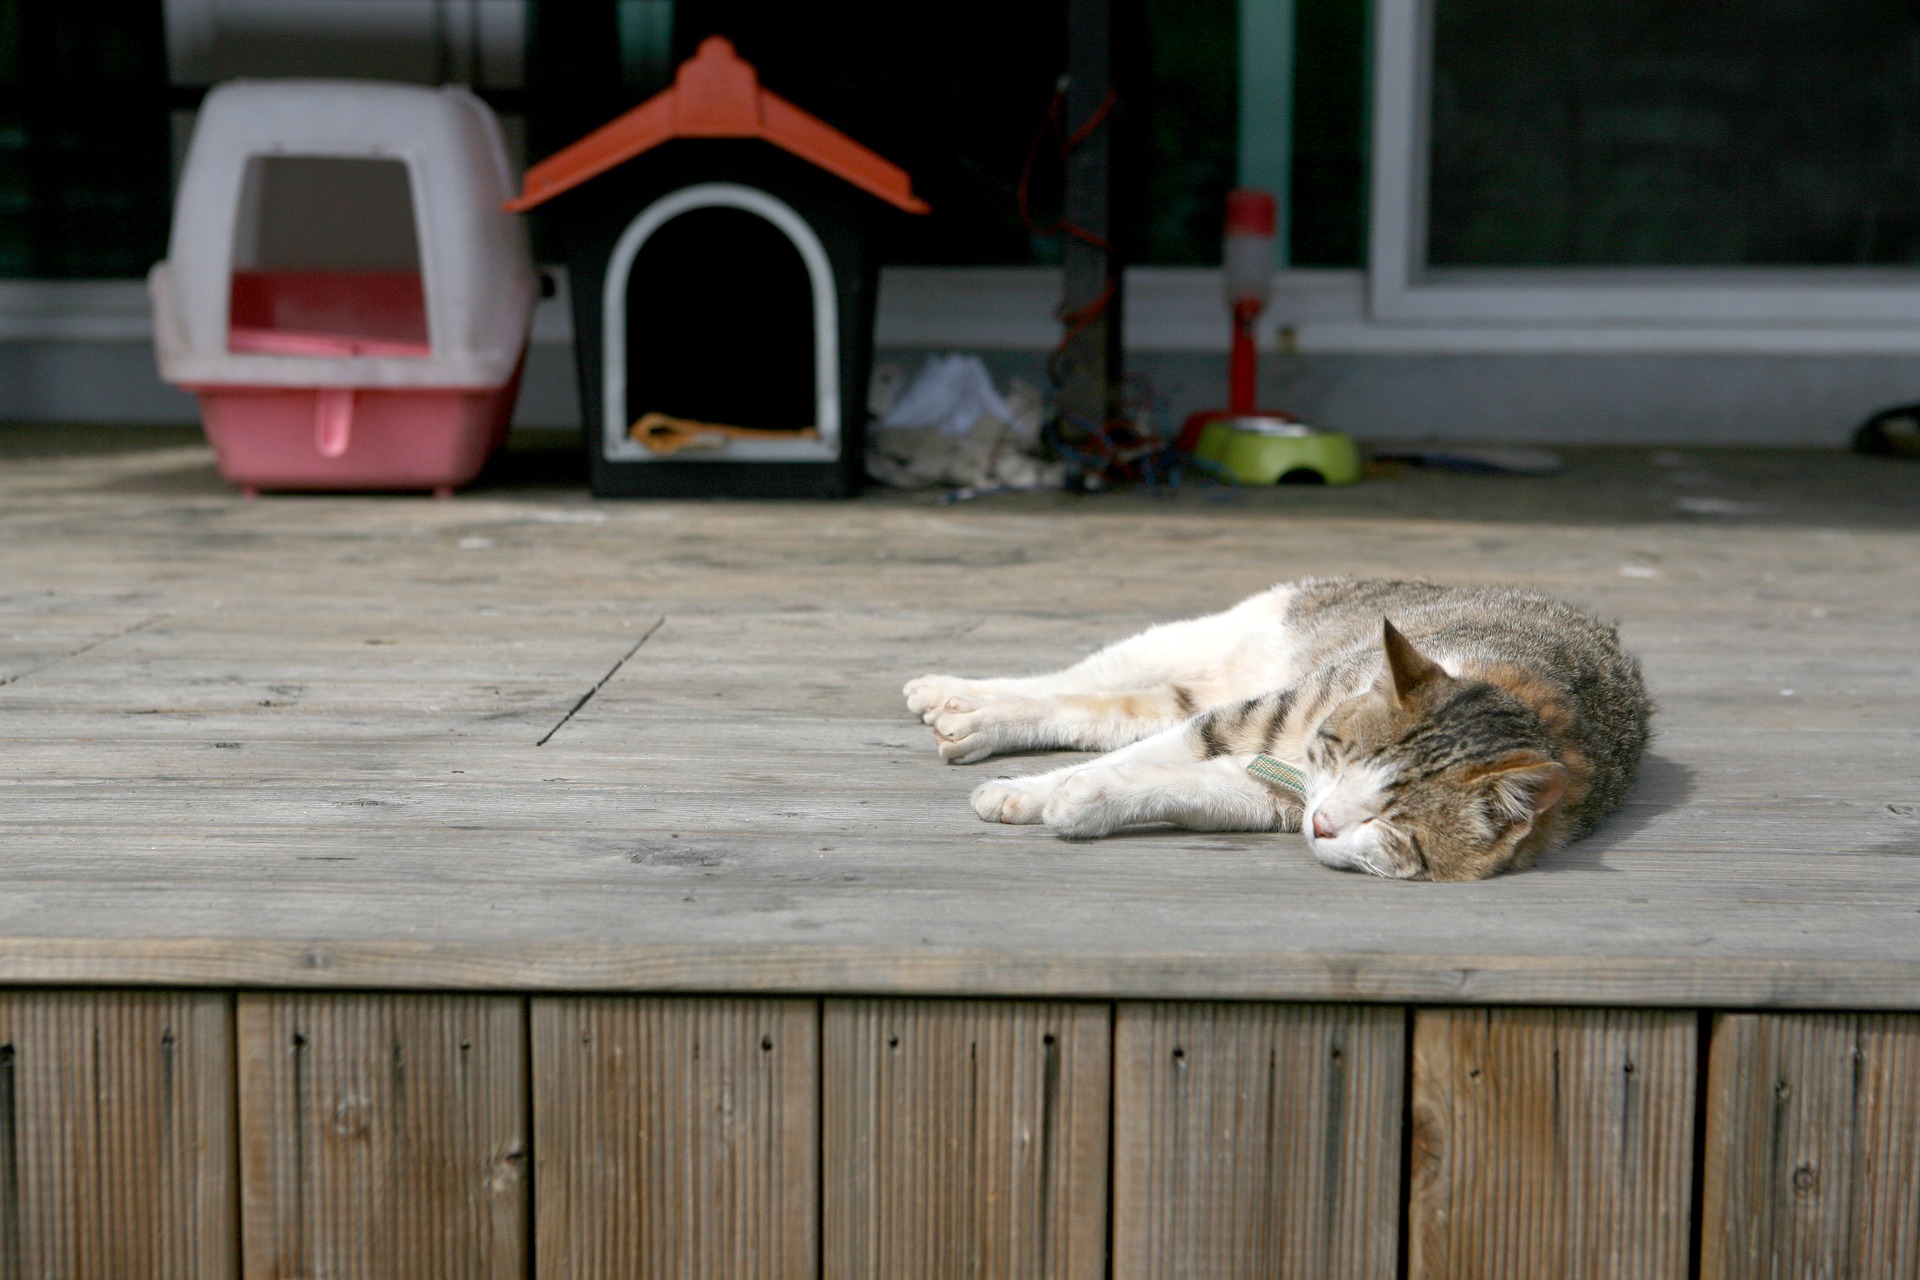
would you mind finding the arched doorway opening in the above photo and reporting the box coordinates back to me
[600,183,840,463]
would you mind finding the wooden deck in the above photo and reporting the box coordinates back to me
[3,427,1919,1275]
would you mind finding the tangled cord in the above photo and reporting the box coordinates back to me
[1039,373,1190,492]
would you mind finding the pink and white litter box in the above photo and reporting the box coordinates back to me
[150,81,538,496]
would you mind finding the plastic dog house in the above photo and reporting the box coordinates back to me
[506,36,927,499]
[151,81,538,496]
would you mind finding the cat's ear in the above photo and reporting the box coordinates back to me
[1475,753,1569,826]
[1381,619,1446,705]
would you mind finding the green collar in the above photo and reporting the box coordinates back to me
[1247,754,1309,801]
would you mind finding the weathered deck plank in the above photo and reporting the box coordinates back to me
[0,990,235,1279]
[821,999,1111,1280]
[531,996,818,1279]
[0,441,1918,1005]
[1407,1007,1698,1280]
[237,993,527,1279]
[1110,1002,1404,1280]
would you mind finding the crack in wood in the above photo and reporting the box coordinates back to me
[0,613,166,689]
[0,1043,16,1280]
[290,1028,309,1269]
[535,618,665,746]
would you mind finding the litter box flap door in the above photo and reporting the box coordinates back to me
[600,182,840,464]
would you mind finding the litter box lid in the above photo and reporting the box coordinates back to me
[156,80,536,389]
[506,36,928,217]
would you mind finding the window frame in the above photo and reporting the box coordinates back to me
[1365,0,1920,327]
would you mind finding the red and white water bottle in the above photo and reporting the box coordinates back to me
[1222,189,1276,415]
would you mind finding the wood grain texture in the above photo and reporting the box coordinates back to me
[822,999,1110,1280]
[1701,1013,1920,1280]
[13,942,1920,1008]
[4,444,1920,1005]
[1110,1002,1404,1280]
[1408,1007,1697,1280]
[237,993,526,1280]
[531,997,817,1279]
[0,990,235,1278]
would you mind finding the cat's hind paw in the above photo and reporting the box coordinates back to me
[971,776,1052,824]
[1042,769,1127,840]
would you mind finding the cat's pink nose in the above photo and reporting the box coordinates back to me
[1312,812,1337,840]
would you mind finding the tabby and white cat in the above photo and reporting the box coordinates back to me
[905,577,1650,881]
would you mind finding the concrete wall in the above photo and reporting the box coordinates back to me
[6,267,1916,445]
[871,347,1914,448]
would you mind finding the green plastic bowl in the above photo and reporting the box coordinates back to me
[1194,418,1362,486]
[1193,420,1235,464]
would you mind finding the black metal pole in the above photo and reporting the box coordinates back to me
[1058,0,1122,435]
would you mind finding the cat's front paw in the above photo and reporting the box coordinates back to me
[930,696,1000,764]
[1042,769,1126,840]
[904,674,973,723]
[972,776,1052,824]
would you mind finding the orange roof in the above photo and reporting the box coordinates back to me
[506,36,929,215]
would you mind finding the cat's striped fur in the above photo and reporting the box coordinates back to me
[905,577,1651,880]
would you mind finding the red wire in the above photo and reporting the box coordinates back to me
[1046,278,1116,388]
[1017,85,1118,254]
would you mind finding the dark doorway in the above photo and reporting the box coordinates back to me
[623,204,818,432]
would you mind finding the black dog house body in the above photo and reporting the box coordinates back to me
[507,37,928,498]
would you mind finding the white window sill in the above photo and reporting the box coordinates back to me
[15,268,1920,357]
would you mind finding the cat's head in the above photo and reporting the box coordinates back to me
[1301,620,1569,882]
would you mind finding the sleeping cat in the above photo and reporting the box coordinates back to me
[904,577,1650,881]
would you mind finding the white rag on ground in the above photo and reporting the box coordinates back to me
[878,353,1019,437]
[865,355,1063,491]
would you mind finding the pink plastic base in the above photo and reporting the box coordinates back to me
[193,270,523,494]
[194,376,518,495]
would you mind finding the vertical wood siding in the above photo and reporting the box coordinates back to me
[531,996,818,1279]
[0,990,235,1279]
[821,999,1111,1280]
[236,992,526,1279]
[4,990,1915,1273]
[1407,1007,1697,1280]
[1702,1012,1920,1280]
[1110,1001,1404,1280]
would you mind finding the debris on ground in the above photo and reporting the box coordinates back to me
[865,355,1065,491]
